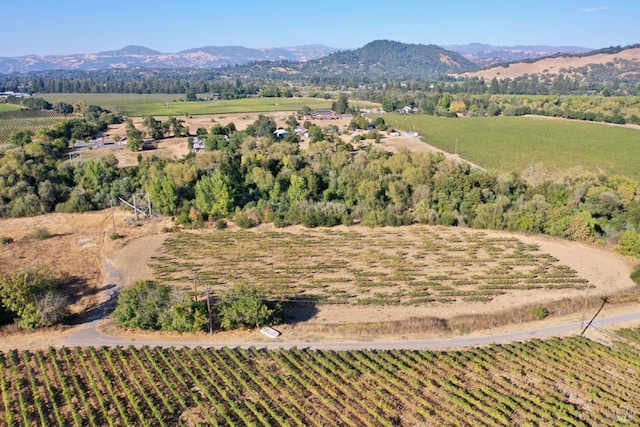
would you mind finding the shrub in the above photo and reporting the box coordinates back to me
[532,306,549,320]
[0,267,68,329]
[29,228,51,240]
[233,211,253,229]
[615,230,640,256]
[109,232,123,240]
[631,264,640,284]
[160,299,208,332]
[112,280,172,330]
[0,236,13,245]
[215,219,227,230]
[217,283,282,330]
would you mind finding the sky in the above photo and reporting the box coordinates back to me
[1,0,638,57]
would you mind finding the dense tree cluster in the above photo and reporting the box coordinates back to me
[1,113,639,258]
[112,280,279,331]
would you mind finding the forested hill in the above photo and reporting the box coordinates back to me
[194,40,478,83]
[299,40,477,80]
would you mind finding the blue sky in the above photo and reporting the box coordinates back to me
[1,0,638,56]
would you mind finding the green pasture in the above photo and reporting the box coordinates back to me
[39,94,376,117]
[382,114,640,181]
[0,103,23,112]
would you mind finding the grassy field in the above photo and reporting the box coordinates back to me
[0,103,23,113]
[381,114,640,181]
[1,330,639,425]
[38,94,377,117]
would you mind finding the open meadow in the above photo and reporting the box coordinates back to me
[381,114,640,181]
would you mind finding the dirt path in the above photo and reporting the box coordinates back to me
[377,131,485,170]
[62,302,640,350]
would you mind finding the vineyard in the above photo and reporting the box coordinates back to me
[381,114,640,181]
[0,110,68,143]
[149,226,591,306]
[1,328,639,425]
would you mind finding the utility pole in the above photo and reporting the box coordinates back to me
[110,199,116,235]
[206,282,213,335]
[133,194,138,222]
[581,297,608,336]
[192,272,199,303]
[581,282,590,331]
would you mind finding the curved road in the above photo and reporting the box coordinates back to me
[64,268,640,350]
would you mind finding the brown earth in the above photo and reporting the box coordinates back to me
[460,47,640,80]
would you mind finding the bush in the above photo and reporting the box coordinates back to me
[0,236,13,245]
[112,280,172,330]
[233,211,253,229]
[160,299,208,332]
[29,228,51,240]
[0,267,68,329]
[215,219,227,230]
[217,283,282,330]
[631,264,640,284]
[109,232,123,240]
[615,230,640,256]
[532,306,549,320]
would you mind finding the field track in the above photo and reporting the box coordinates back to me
[63,304,640,350]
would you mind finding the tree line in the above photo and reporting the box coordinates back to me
[2,109,638,249]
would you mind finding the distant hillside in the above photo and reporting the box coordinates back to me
[0,44,339,73]
[459,44,640,83]
[445,43,591,66]
[231,40,477,82]
[306,40,476,77]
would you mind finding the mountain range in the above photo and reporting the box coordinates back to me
[0,42,591,74]
[0,44,341,74]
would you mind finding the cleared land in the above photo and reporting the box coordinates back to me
[1,331,640,425]
[381,114,640,181]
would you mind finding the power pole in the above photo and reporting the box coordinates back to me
[110,199,116,235]
[581,282,590,331]
[206,282,213,335]
[192,272,199,303]
[133,194,138,222]
[581,297,608,336]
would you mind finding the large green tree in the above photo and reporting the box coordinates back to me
[149,175,178,215]
[125,119,144,152]
[112,280,172,330]
[216,283,281,330]
[332,92,350,114]
[194,171,234,219]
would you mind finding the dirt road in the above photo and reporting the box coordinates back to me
[63,303,640,350]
